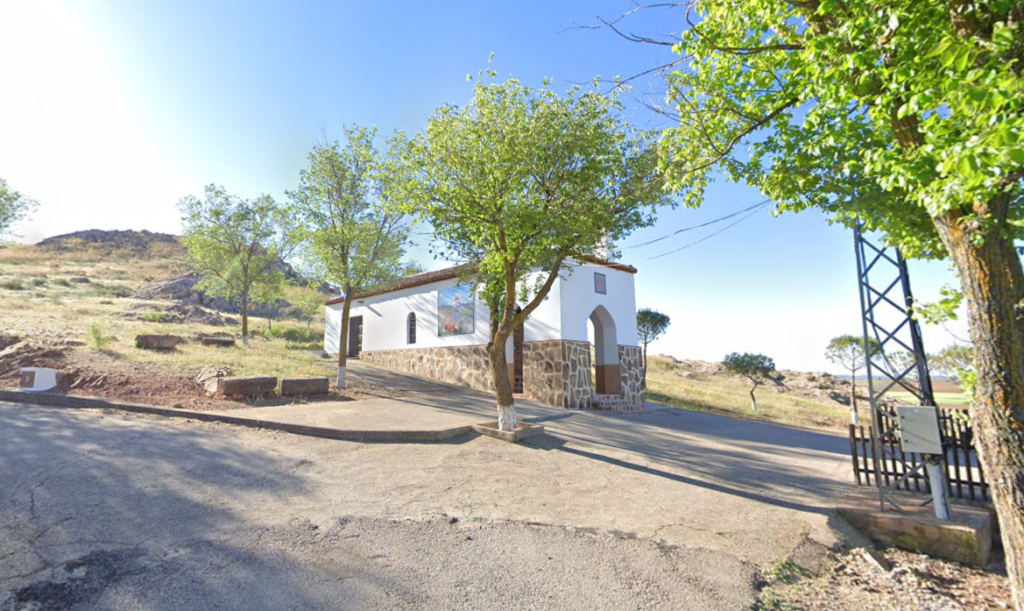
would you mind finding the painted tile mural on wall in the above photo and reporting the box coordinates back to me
[438,285,475,336]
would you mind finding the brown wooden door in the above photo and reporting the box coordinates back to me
[348,316,363,358]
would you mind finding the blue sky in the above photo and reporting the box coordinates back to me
[0,0,967,372]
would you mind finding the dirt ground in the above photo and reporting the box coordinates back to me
[759,546,1011,611]
[0,334,405,411]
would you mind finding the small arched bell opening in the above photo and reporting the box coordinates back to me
[589,305,621,395]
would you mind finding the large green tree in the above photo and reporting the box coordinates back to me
[825,334,882,424]
[636,308,671,387]
[0,177,37,240]
[288,126,412,389]
[179,184,291,346]
[617,0,1024,603]
[404,75,670,431]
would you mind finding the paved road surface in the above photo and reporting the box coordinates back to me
[0,392,854,610]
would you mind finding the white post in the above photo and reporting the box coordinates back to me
[926,457,951,521]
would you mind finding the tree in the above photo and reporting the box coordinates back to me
[636,308,671,387]
[401,260,427,277]
[403,74,670,431]
[601,1,1024,604]
[0,177,38,240]
[825,335,882,424]
[722,352,775,411]
[252,279,286,332]
[885,350,922,383]
[288,125,412,389]
[179,185,291,346]
[933,344,976,383]
[292,287,327,332]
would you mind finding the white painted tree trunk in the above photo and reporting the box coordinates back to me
[336,366,347,390]
[497,403,518,432]
[242,335,249,347]
[850,407,859,425]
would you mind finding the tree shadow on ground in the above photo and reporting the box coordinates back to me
[0,405,418,610]
[519,406,858,517]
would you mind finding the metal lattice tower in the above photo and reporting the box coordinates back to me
[853,224,951,518]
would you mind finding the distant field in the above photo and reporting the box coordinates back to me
[889,391,969,407]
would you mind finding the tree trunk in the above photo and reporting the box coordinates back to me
[489,334,517,431]
[934,207,1024,611]
[747,378,758,411]
[241,289,250,347]
[850,368,859,425]
[337,294,352,390]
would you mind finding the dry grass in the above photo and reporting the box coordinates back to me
[645,357,855,431]
[0,243,329,383]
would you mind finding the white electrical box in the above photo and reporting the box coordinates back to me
[896,406,943,455]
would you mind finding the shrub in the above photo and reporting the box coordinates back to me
[1,279,26,290]
[52,278,72,288]
[87,321,115,351]
[92,283,132,298]
[30,277,47,287]
[286,340,322,351]
[141,311,170,323]
[269,326,321,343]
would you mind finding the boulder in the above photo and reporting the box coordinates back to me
[134,334,185,350]
[280,377,329,396]
[195,365,232,394]
[209,376,278,398]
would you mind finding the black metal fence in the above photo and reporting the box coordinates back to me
[848,408,990,502]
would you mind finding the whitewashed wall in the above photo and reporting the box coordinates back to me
[324,271,563,355]
[558,261,639,347]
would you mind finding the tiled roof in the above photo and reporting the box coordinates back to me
[323,257,635,305]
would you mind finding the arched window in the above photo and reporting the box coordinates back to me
[407,312,417,345]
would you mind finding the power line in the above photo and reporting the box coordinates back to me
[645,206,765,261]
[621,199,773,251]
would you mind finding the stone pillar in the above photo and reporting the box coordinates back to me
[618,345,644,408]
[561,340,593,410]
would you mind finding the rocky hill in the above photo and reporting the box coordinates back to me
[36,229,184,259]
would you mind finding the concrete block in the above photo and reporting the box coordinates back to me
[196,335,235,347]
[214,376,278,398]
[280,377,329,396]
[837,503,993,567]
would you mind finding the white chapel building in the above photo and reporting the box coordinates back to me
[324,258,644,410]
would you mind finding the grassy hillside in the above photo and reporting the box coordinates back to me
[647,355,870,431]
[645,355,968,431]
[0,239,339,409]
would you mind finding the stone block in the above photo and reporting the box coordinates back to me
[135,334,185,350]
[196,334,235,347]
[280,377,329,396]
[212,376,278,398]
[837,503,993,567]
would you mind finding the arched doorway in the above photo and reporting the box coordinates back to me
[588,305,621,395]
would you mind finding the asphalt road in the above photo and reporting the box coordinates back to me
[0,400,854,610]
